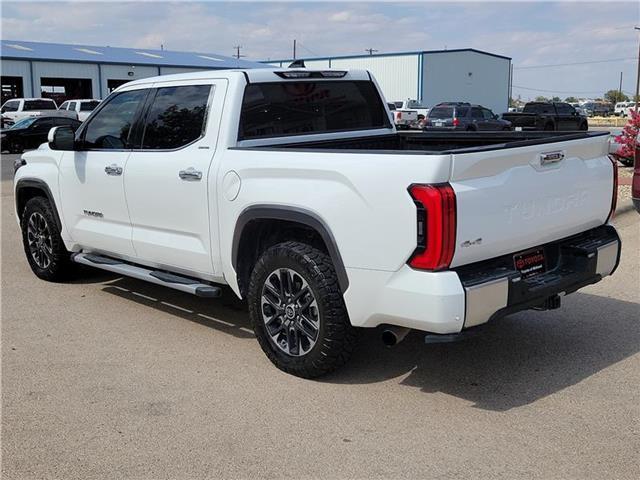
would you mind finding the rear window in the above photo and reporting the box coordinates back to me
[239,81,390,140]
[80,101,100,111]
[428,107,454,118]
[23,100,56,111]
[523,103,554,114]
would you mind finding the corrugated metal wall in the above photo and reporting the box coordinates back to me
[329,55,419,102]
[1,59,32,96]
[99,64,159,97]
[422,51,510,114]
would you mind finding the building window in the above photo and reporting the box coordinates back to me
[40,77,92,105]
[1,76,24,104]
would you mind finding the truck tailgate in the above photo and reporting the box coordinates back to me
[449,134,613,267]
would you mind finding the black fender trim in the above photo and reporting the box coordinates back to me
[232,205,349,292]
[15,178,63,231]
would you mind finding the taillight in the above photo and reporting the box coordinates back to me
[396,112,402,120]
[606,155,618,222]
[407,184,457,270]
[452,117,460,127]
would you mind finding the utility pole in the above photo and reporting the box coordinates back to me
[635,26,640,113]
[365,48,378,55]
[619,71,623,101]
[233,45,245,59]
[293,39,296,60]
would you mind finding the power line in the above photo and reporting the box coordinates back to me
[514,57,636,70]
[512,85,605,94]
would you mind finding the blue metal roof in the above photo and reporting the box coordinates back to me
[0,39,267,69]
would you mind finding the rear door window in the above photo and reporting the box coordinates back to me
[239,81,390,140]
[80,101,100,111]
[140,85,211,149]
[471,108,483,119]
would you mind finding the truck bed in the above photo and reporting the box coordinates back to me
[240,131,607,154]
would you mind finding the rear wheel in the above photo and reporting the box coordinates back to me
[579,121,588,131]
[20,197,73,281]
[248,241,357,378]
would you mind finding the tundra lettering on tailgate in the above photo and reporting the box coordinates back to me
[504,190,588,224]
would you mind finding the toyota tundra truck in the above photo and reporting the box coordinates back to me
[14,68,621,378]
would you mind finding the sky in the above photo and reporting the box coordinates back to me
[1,0,638,100]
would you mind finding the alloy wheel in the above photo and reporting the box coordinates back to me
[27,212,53,269]
[261,268,320,357]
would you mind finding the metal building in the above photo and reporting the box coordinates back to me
[265,49,512,114]
[0,40,266,105]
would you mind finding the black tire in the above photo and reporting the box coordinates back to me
[10,140,23,154]
[20,197,73,281]
[248,241,357,378]
[579,121,588,131]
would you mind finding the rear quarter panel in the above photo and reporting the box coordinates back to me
[216,148,452,293]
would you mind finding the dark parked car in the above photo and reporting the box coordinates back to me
[423,102,512,131]
[1,116,81,153]
[502,102,588,131]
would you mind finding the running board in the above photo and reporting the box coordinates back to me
[71,253,221,298]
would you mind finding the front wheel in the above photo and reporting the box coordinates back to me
[248,241,357,378]
[10,140,23,154]
[20,197,74,281]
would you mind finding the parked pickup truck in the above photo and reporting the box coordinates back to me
[501,102,588,131]
[388,102,418,129]
[1,98,77,128]
[14,68,621,378]
[58,99,101,122]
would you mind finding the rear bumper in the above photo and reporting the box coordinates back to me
[455,224,621,328]
[343,225,620,333]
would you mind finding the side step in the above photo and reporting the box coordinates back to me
[71,253,221,298]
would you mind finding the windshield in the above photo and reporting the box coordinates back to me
[10,117,38,129]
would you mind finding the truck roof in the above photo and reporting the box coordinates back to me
[118,68,372,90]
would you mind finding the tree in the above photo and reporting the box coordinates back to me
[551,96,561,102]
[565,96,579,103]
[613,109,639,164]
[534,95,549,102]
[604,90,628,104]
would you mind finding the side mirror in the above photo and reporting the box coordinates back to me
[48,126,76,151]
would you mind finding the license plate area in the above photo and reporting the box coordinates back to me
[513,248,546,279]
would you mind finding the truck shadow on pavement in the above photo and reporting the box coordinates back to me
[99,273,638,412]
[326,292,640,411]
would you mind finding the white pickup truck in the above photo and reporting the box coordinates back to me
[14,68,621,378]
[1,98,77,127]
[58,99,101,122]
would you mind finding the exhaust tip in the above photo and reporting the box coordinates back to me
[382,330,398,347]
[381,326,411,347]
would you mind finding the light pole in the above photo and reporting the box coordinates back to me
[635,26,639,113]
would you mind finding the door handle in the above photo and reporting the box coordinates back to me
[179,167,202,181]
[104,164,123,176]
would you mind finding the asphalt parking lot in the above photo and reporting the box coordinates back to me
[2,152,639,479]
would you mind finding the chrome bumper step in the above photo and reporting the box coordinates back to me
[71,253,221,298]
